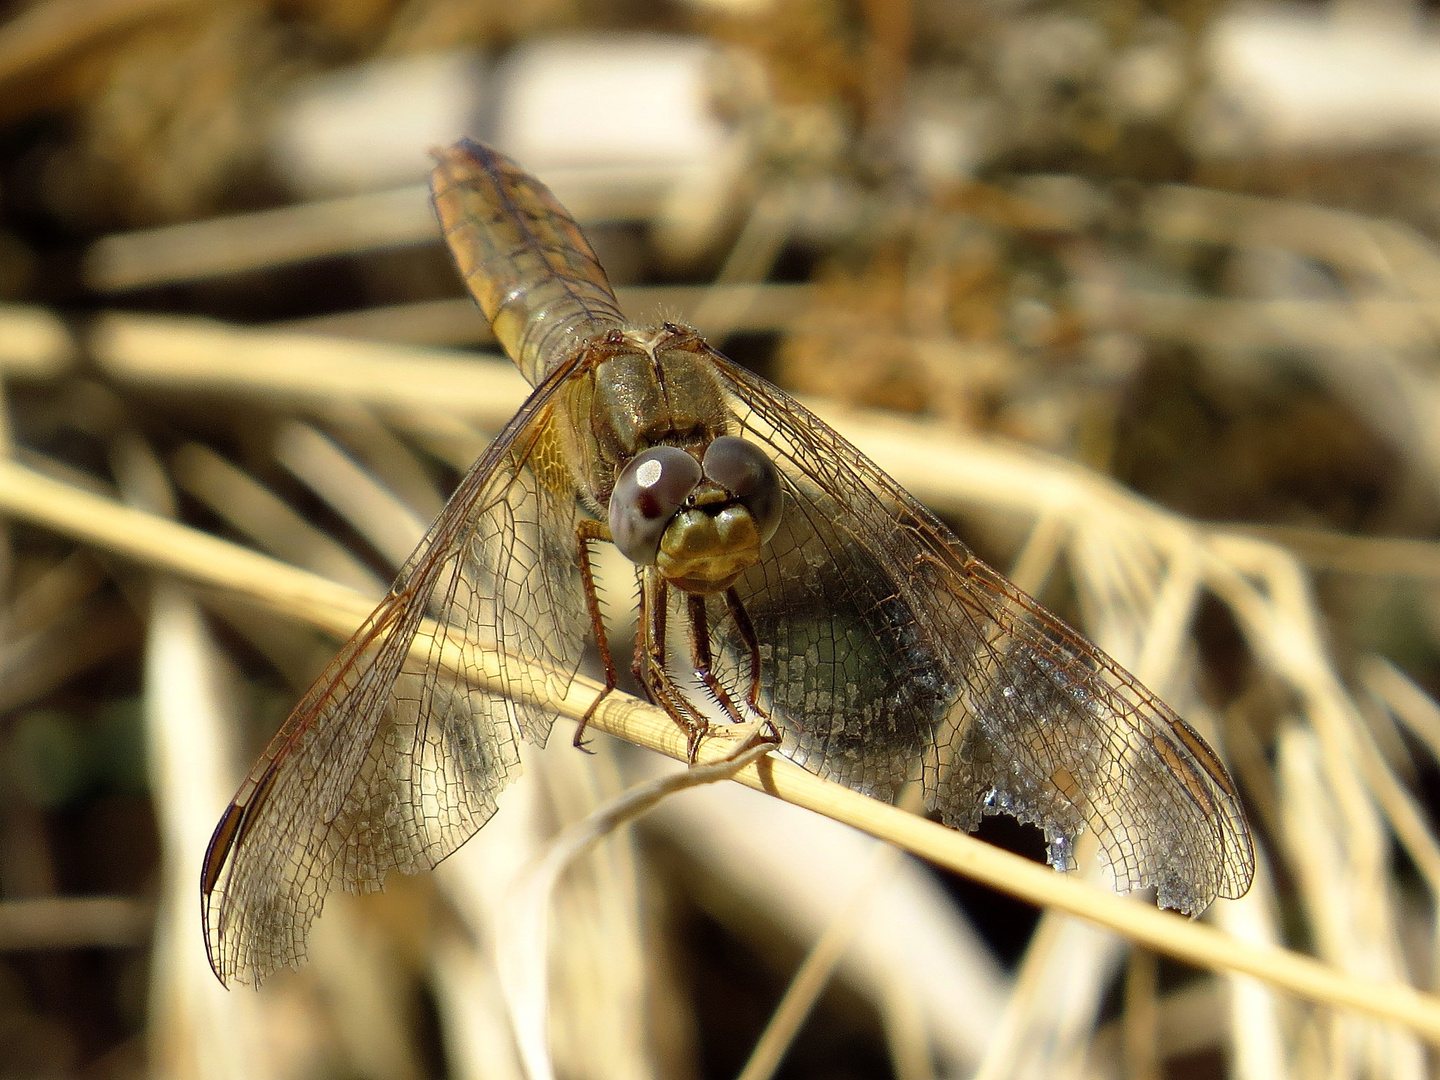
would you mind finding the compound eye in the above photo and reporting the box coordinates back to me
[608,446,702,564]
[703,436,782,544]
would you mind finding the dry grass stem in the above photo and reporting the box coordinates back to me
[89,312,525,425]
[84,185,434,289]
[83,165,688,290]
[735,844,905,1080]
[0,304,75,376]
[273,420,428,570]
[877,971,934,1080]
[690,185,800,340]
[280,284,815,346]
[0,0,198,88]
[969,912,1068,1080]
[170,441,384,595]
[1237,525,1440,581]
[0,896,151,949]
[1123,950,1161,1080]
[501,736,774,1080]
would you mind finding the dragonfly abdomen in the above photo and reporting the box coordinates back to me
[432,140,625,385]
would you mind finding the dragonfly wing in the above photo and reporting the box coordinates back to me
[709,357,1255,913]
[697,477,947,801]
[201,365,593,986]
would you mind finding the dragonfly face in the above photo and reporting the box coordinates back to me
[610,433,782,592]
[199,138,1255,989]
[547,323,784,595]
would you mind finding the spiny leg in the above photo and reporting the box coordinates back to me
[634,569,666,694]
[636,571,710,760]
[723,587,771,723]
[630,566,658,693]
[685,593,749,725]
[573,518,618,750]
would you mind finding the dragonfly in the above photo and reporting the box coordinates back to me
[201,139,1254,987]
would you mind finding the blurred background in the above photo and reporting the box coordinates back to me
[4,0,1440,1076]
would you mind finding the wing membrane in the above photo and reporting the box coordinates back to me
[202,364,592,986]
[709,355,1254,913]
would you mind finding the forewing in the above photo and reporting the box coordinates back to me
[708,357,1255,913]
[201,365,593,986]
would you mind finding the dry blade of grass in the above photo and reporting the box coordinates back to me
[143,581,286,1080]
[82,164,686,291]
[4,461,1440,1041]
[734,849,897,1080]
[0,304,76,376]
[0,0,199,88]
[84,185,433,289]
[648,762,1005,1072]
[170,441,385,596]
[1234,525,1440,582]
[436,729,658,1080]
[689,185,800,341]
[735,792,925,1080]
[1142,185,1408,282]
[970,845,1125,1080]
[1122,950,1160,1080]
[86,311,526,427]
[429,943,526,1080]
[272,420,428,571]
[278,285,815,347]
[0,896,151,949]
[500,736,774,1080]
[1365,658,1440,774]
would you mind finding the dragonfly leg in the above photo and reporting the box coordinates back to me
[723,587,770,722]
[636,573,711,760]
[629,567,650,691]
[685,593,748,727]
[574,518,618,751]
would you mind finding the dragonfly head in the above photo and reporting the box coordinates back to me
[608,435,782,594]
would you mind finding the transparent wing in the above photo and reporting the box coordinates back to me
[706,356,1255,914]
[201,362,593,986]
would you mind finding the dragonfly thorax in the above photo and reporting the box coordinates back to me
[608,435,782,594]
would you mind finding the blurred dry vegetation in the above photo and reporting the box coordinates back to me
[5,0,1440,1077]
